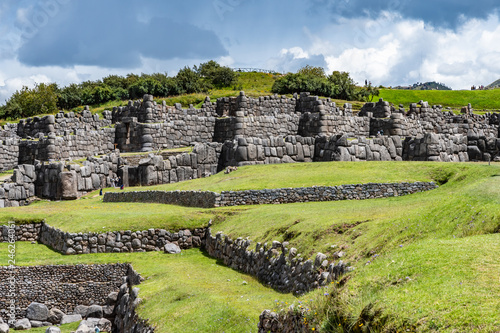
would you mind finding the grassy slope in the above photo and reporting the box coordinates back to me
[0,161,443,232]
[379,88,500,111]
[118,161,438,193]
[1,162,500,331]
[0,243,297,333]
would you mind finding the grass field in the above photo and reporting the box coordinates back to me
[379,88,500,111]
[2,161,500,332]
[0,243,298,333]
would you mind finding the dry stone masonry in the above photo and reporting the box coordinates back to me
[103,182,438,208]
[0,92,498,204]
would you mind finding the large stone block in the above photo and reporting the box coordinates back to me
[60,172,78,200]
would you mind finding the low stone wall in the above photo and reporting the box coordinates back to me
[38,223,206,255]
[204,229,347,294]
[0,264,128,318]
[258,310,307,333]
[216,182,437,207]
[113,267,155,333]
[103,182,438,208]
[0,223,41,241]
[104,191,218,208]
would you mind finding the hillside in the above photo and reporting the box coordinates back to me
[394,81,452,90]
[486,78,500,89]
[378,88,500,111]
[2,162,500,332]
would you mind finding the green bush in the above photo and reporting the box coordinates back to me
[1,83,59,119]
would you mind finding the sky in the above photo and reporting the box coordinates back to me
[1,0,500,104]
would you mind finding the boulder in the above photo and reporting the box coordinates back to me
[106,292,118,306]
[47,308,65,324]
[164,243,181,254]
[73,305,89,318]
[0,323,9,333]
[14,318,31,330]
[75,323,92,333]
[27,302,49,321]
[60,314,82,325]
[87,305,103,319]
[45,327,61,333]
[29,320,43,327]
[98,318,112,332]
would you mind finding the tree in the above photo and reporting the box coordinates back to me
[2,83,59,119]
[297,65,326,78]
[57,83,83,110]
[175,66,205,94]
[271,70,336,98]
[196,60,236,88]
[328,71,357,100]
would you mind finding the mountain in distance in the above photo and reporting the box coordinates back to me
[486,78,500,89]
[394,81,452,90]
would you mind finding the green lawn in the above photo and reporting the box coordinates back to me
[116,161,448,193]
[379,88,500,111]
[1,162,500,331]
[1,243,298,333]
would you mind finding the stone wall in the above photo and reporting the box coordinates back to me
[0,223,41,241]
[315,134,403,162]
[0,165,37,208]
[104,191,218,208]
[0,138,20,171]
[216,182,437,207]
[0,264,128,318]
[16,108,112,138]
[38,223,206,255]
[403,133,469,162]
[204,228,347,294]
[18,128,116,165]
[220,136,315,166]
[122,142,222,187]
[258,310,307,333]
[113,267,155,333]
[103,182,438,208]
[34,152,121,200]
[115,115,216,152]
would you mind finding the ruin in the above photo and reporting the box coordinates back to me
[0,91,498,206]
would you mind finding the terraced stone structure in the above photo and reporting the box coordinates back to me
[0,92,498,205]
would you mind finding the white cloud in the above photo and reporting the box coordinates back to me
[280,47,309,59]
[218,56,235,67]
[271,12,500,89]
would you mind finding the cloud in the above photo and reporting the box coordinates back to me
[267,47,328,73]
[309,0,500,29]
[272,13,500,89]
[16,1,228,68]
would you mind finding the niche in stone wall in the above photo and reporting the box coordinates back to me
[125,123,131,145]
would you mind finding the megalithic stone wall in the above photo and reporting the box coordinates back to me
[123,142,223,187]
[403,133,469,162]
[0,165,37,208]
[0,138,20,171]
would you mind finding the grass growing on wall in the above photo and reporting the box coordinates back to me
[0,243,298,333]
